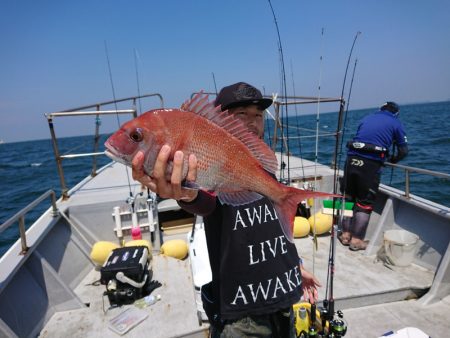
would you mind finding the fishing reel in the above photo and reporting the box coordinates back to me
[294,303,347,337]
[328,310,347,337]
[319,302,347,338]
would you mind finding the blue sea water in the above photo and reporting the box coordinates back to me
[1,101,449,256]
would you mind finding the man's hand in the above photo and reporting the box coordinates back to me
[300,266,322,303]
[131,144,199,202]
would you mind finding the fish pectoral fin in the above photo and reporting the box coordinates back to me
[181,180,201,190]
[217,191,263,206]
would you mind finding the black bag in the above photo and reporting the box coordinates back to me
[101,246,151,306]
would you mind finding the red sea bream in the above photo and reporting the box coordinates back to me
[105,92,336,241]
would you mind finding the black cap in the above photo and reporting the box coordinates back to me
[380,101,400,114]
[214,82,273,111]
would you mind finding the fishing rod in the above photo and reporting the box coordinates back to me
[315,32,361,338]
[334,57,359,242]
[388,143,397,185]
[339,32,361,108]
[333,31,361,195]
[267,0,290,183]
[324,58,359,333]
[310,27,326,281]
[333,56,359,226]
[337,58,358,177]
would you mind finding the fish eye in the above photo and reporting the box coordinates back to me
[129,129,143,142]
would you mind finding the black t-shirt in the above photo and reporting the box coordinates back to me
[204,196,302,320]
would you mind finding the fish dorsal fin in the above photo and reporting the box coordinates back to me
[181,92,278,174]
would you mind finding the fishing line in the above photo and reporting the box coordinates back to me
[211,72,218,95]
[389,143,397,185]
[104,41,134,200]
[267,0,290,182]
[134,48,143,114]
[290,59,306,179]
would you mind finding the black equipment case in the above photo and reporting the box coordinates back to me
[100,246,151,306]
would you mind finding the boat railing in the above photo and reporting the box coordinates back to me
[270,95,345,154]
[384,162,450,199]
[0,190,58,255]
[45,93,164,200]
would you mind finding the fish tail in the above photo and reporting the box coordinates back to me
[274,187,340,242]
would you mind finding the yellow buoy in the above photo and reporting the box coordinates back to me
[160,239,189,260]
[308,212,333,235]
[294,216,310,238]
[125,239,153,260]
[90,241,119,266]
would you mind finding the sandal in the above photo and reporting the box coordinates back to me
[338,232,352,246]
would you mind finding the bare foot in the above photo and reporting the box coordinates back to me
[349,238,369,251]
[338,231,352,246]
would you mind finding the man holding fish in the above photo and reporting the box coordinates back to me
[111,82,323,337]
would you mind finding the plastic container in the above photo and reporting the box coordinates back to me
[134,294,161,308]
[384,229,419,267]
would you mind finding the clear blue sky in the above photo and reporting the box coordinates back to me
[1,0,449,143]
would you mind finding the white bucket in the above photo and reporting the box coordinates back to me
[384,229,419,267]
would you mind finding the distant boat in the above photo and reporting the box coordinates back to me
[0,139,5,144]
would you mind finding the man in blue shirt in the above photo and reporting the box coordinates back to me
[339,102,408,250]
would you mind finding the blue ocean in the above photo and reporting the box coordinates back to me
[1,101,449,256]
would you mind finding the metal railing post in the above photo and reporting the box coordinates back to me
[91,104,101,177]
[47,116,69,200]
[384,162,450,200]
[50,191,58,217]
[405,169,410,199]
[0,190,59,256]
[18,215,28,254]
[43,93,161,200]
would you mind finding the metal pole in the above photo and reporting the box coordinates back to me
[47,117,69,200]
[132,99,138,118]
[50,191,58,217]
[405,169,410,198]
[91,104,101,177]
[18,215,28,254]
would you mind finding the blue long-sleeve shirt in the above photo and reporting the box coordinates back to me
[348,110,408,162]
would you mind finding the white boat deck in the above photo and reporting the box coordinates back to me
[39,234,446,338]
[31,160,450,337]
[39,221,441,336]
[41,255,207,338]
